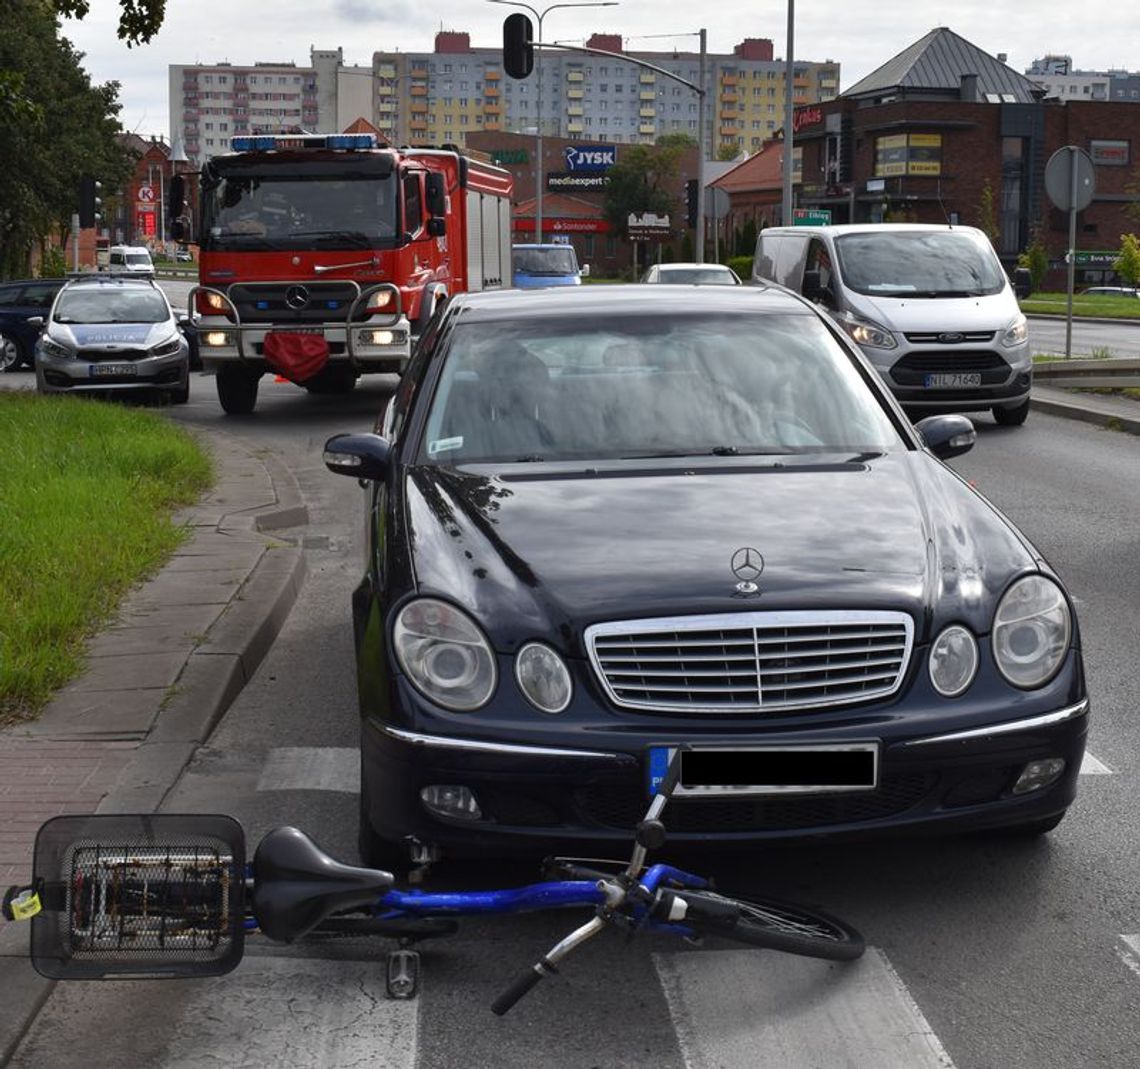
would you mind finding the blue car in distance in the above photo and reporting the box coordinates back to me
[0,277,70,371]
[512,243,589,289]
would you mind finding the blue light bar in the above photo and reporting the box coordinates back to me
[230,133,377,153]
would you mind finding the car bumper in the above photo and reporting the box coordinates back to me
[36,350,188,393]
[361,678,1089,858]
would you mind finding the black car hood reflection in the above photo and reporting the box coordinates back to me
[403,453,1038,654]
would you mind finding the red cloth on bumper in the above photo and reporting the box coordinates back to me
[263,332,330,384]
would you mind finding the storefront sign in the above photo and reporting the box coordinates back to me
[792,106,823,133]
[547,172,609,192]
[491,148,530,164]
[1090,140,1129,167]
[874,133,942,177]
[515,217,609,233]
[565,145,617,171]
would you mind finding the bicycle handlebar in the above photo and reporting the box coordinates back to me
[491,959,556,1015]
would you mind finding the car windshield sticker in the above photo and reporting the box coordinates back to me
[428,436,464,456]
[69,326,153,345]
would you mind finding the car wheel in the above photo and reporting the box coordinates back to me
[0,331,24,372]
[216,365,261,414]
[168,380,190,405]
[993,400,1030,427]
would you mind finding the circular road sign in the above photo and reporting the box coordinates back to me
[704,187,730,221]
[1044,146,1095,213]
[138,185,156,203]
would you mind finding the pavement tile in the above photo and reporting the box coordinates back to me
[120,571,245,607]
[61,651,187,694]
[86,623,209,658]
[109,601,226,634]
[22,688,165,739]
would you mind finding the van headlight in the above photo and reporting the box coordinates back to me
[393,598,497,711]
[836,311,897,350]
[1001,313,1029,348]
[992,575,1071,689]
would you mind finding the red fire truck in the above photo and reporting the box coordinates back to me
[171,133,513,414]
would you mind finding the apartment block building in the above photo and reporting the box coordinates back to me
[374,32,839,155]
[1026,54,1140,103]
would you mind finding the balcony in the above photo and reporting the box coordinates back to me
[376,64,397,78]
[793,77,811,88]
[411,67,428,78]
[639,106,656,118]
[722,74,739,86]
[639,90,656,101]
[485,69,500,81]
[410,101,428,113]
[377,101,397,113]
[567,70,584,82]
[410,85,428,96]
[639,123,656,135]
[484,103,501,115]
[720,92,738,104]
[719,123,741,136]
[485,86,500,98]
[410,119,428,131]
[568,120,584,132]
[567,88,584,99]
[567,105,584,116]
[640,72,655,83]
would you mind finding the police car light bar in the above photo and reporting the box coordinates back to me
[230,133,377,152]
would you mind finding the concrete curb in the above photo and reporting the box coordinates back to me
[1031,392,1140,435]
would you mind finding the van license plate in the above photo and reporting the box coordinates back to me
[924,373,981,388]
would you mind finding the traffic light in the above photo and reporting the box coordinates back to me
[684,178,698,229]
[79,174,103,229]
[503,13,534,79]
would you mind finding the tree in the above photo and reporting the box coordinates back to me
[716,143,742,162]
[1124,167,1140,227]
[50,0,166,46]
[1017,239,1049,294]
[0,2,133,277]
[602,136,692,242]
[1115,233,1140,288]
[976,178,1000,246]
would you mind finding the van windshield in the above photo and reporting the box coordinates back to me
[834,230,1006,297]
[513,247,578,276]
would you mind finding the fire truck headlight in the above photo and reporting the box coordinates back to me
[204,293,229,311]
[356,328,407,348]
[367,290,395,312]
[204,331,235,347]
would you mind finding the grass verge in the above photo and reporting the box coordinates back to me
[0,394,213,725]
[1021,293,1140,319]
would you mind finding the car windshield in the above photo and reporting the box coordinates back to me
[53,289,169,324]
[656,267,737,285]
[420,313,904,464]
[834,230,1007,297]
[202,174,398,250]
[513,247,578,276]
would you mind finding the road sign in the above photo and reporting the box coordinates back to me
[137,185,156,203]
[704,187,730,221]
[628,212,671,241]
[793,208,832,226]
[1044,147,1095,213]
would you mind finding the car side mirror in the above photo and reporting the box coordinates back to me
[427,217,446,238]
[580,264,590,278]
[26,316,44,328]
[1013,266,1032,300]
[914,415,976,460]
[323,432,392,482]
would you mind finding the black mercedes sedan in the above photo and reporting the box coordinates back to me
[324,285,1088,870]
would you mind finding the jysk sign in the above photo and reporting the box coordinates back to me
[565,145,616,172]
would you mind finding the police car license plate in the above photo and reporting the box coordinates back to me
[90,363,136,377]
[646,744,878,797]
[924,373,981,388]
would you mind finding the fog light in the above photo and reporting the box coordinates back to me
[204,331,234,347]
[420,784,482,821]
[1012,758,1066,795]
[356,328,407,347]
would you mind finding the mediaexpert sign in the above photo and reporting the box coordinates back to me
[547,172,609,192]
[565,145,617,172]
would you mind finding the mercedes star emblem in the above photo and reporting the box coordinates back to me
[731,547,764,594]
[285,285,309,310]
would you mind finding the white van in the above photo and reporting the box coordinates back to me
[752,223,1032,426]
[107,245,155,278]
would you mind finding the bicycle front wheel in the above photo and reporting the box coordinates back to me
[676,890,864,961]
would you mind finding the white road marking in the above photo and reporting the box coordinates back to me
[654,947,955,1069]
[256,746,360,793]
[1080,751,1113,775]
[1117,936,1140,980]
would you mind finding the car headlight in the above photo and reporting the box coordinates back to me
[836,311,897,350]
[1001,313,1029,348]
[515,642,572,714]
[393,598,497,711]
[40,336,71,359]
[992,575,1071,689]
[928,625,979,697]
[151,335,183,357]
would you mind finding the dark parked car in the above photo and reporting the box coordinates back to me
[0,277,69,371]
[324,285,1088,871]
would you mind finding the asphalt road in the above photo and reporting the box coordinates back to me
[1029,314,1140,358]
[5,367,1138,1068]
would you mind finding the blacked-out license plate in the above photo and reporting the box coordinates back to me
[647,745,878,797]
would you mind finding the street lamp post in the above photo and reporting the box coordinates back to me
[489,0,618,243]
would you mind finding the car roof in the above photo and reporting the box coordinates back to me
[760,223,988,239]
[446,281,809,322]
[63,275,158,288]
[657,263,732,270]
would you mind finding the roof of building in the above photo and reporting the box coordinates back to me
[711,142,785,193]
[844,27,1042,103]
[513,192,602,218]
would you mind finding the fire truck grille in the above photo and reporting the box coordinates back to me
[228,282,360,324]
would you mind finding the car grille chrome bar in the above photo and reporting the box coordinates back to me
[586,611,914,713]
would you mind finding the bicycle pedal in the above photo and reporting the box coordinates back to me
[386,948,420,999]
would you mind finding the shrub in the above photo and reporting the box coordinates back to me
[728,255,753,280]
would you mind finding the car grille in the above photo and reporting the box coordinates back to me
[586,611,913,714]
[578,773,935,832]
[79,349,150,363]
[903,331,996,344]
[891,350,1011,385]
[228,281,360,325]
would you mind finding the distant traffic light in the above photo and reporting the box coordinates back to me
[684,178,699,229]
[503,13,534,79]
[79,174,103,228]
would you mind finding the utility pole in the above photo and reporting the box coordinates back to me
[781,0,795,224]
[695,28,706,263]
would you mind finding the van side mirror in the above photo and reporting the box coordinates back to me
[1013,266,1032,300]
[425,173,447,218]
[580,264,590,278]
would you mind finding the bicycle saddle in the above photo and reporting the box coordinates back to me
[251,826,395,943]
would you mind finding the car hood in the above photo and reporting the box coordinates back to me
[403,454,1040,655]
[848,293,1017,332]
[48,323,169,348]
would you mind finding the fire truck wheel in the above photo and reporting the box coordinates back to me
[216,365,262,414]
[304,365,358,395]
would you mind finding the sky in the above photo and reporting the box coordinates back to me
[61,0,1135,141]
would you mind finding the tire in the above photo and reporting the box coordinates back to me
[0,331,24,372]
[993,399,1030,427]
[676,889,865,961]
[216,365,261,414]
[168,379,190,405]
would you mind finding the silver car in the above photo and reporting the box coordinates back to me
[34,277,190,403]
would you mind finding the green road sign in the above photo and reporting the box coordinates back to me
[793,209,831,226]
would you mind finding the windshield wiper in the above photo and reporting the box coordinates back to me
[291,230,374,248]
[619,447,794,460]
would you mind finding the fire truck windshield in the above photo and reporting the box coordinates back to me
[201,173,398,251]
